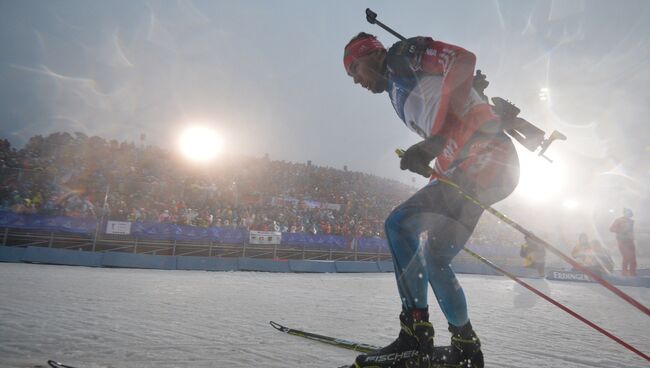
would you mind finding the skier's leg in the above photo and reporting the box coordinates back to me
[384,206,429,310]
[386,208,461,309]
[427,255,469,326]
[424,208,481,326]
[353,213,433,368]
[364,181,463,368]
[422,146,516,368]
[423,205,484,368]
[425,132,519,324]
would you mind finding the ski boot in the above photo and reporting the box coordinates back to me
[349,308,435,368]
[448,321,484,368]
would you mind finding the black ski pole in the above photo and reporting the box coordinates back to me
[365,8,406,41]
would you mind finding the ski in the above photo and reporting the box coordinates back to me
[270,320,380,353]
[269,321,476,368]
[47,361,79,368]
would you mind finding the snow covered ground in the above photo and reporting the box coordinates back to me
[0,263,648,368]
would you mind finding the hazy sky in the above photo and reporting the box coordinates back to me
[1,0,649,192]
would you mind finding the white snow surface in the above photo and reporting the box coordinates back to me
[0,263,648,368]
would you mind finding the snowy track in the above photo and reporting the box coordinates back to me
[0,263,648,368]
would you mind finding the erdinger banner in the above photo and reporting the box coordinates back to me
[106,221,131,235]
[250,230,282,245]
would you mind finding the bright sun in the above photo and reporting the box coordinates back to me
[179,126,223,162]
[515,148,565,202]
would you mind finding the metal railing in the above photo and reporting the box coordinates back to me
[1,227,392,262]
[7,226,639,270]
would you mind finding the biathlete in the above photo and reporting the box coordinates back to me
[343,33,520,368]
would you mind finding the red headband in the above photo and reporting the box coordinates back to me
[343,36,385,73]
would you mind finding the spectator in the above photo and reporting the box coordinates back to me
[520,235,546,277]
[609,208,637,276]
[571,233,613,274]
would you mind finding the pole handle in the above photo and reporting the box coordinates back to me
[365,8,406,41]
[365,8,377,24]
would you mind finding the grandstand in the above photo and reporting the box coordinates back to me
[0,132,530,269]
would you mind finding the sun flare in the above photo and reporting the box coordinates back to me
[179,126,223,162]
[514,149,565,202]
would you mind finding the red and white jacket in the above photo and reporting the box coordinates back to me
[386,37,510,186]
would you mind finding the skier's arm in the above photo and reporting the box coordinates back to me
[399,135,445,177]
[419,40,477,135]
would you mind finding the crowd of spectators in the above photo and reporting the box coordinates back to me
[0,132,417,238]
[0,131,531,253]
[6,132,649,271]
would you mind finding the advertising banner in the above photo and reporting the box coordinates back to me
[249,230,282,245]
[106,220,132,235]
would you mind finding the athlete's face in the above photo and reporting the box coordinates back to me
[347,51,387,94]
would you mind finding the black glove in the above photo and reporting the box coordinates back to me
[400,136,444,178]
[386,37,429,78]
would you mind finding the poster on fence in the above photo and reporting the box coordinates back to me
[106,221,132,235]
[249,230,281,245]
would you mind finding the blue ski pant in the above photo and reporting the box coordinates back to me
[385,134,519,327]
